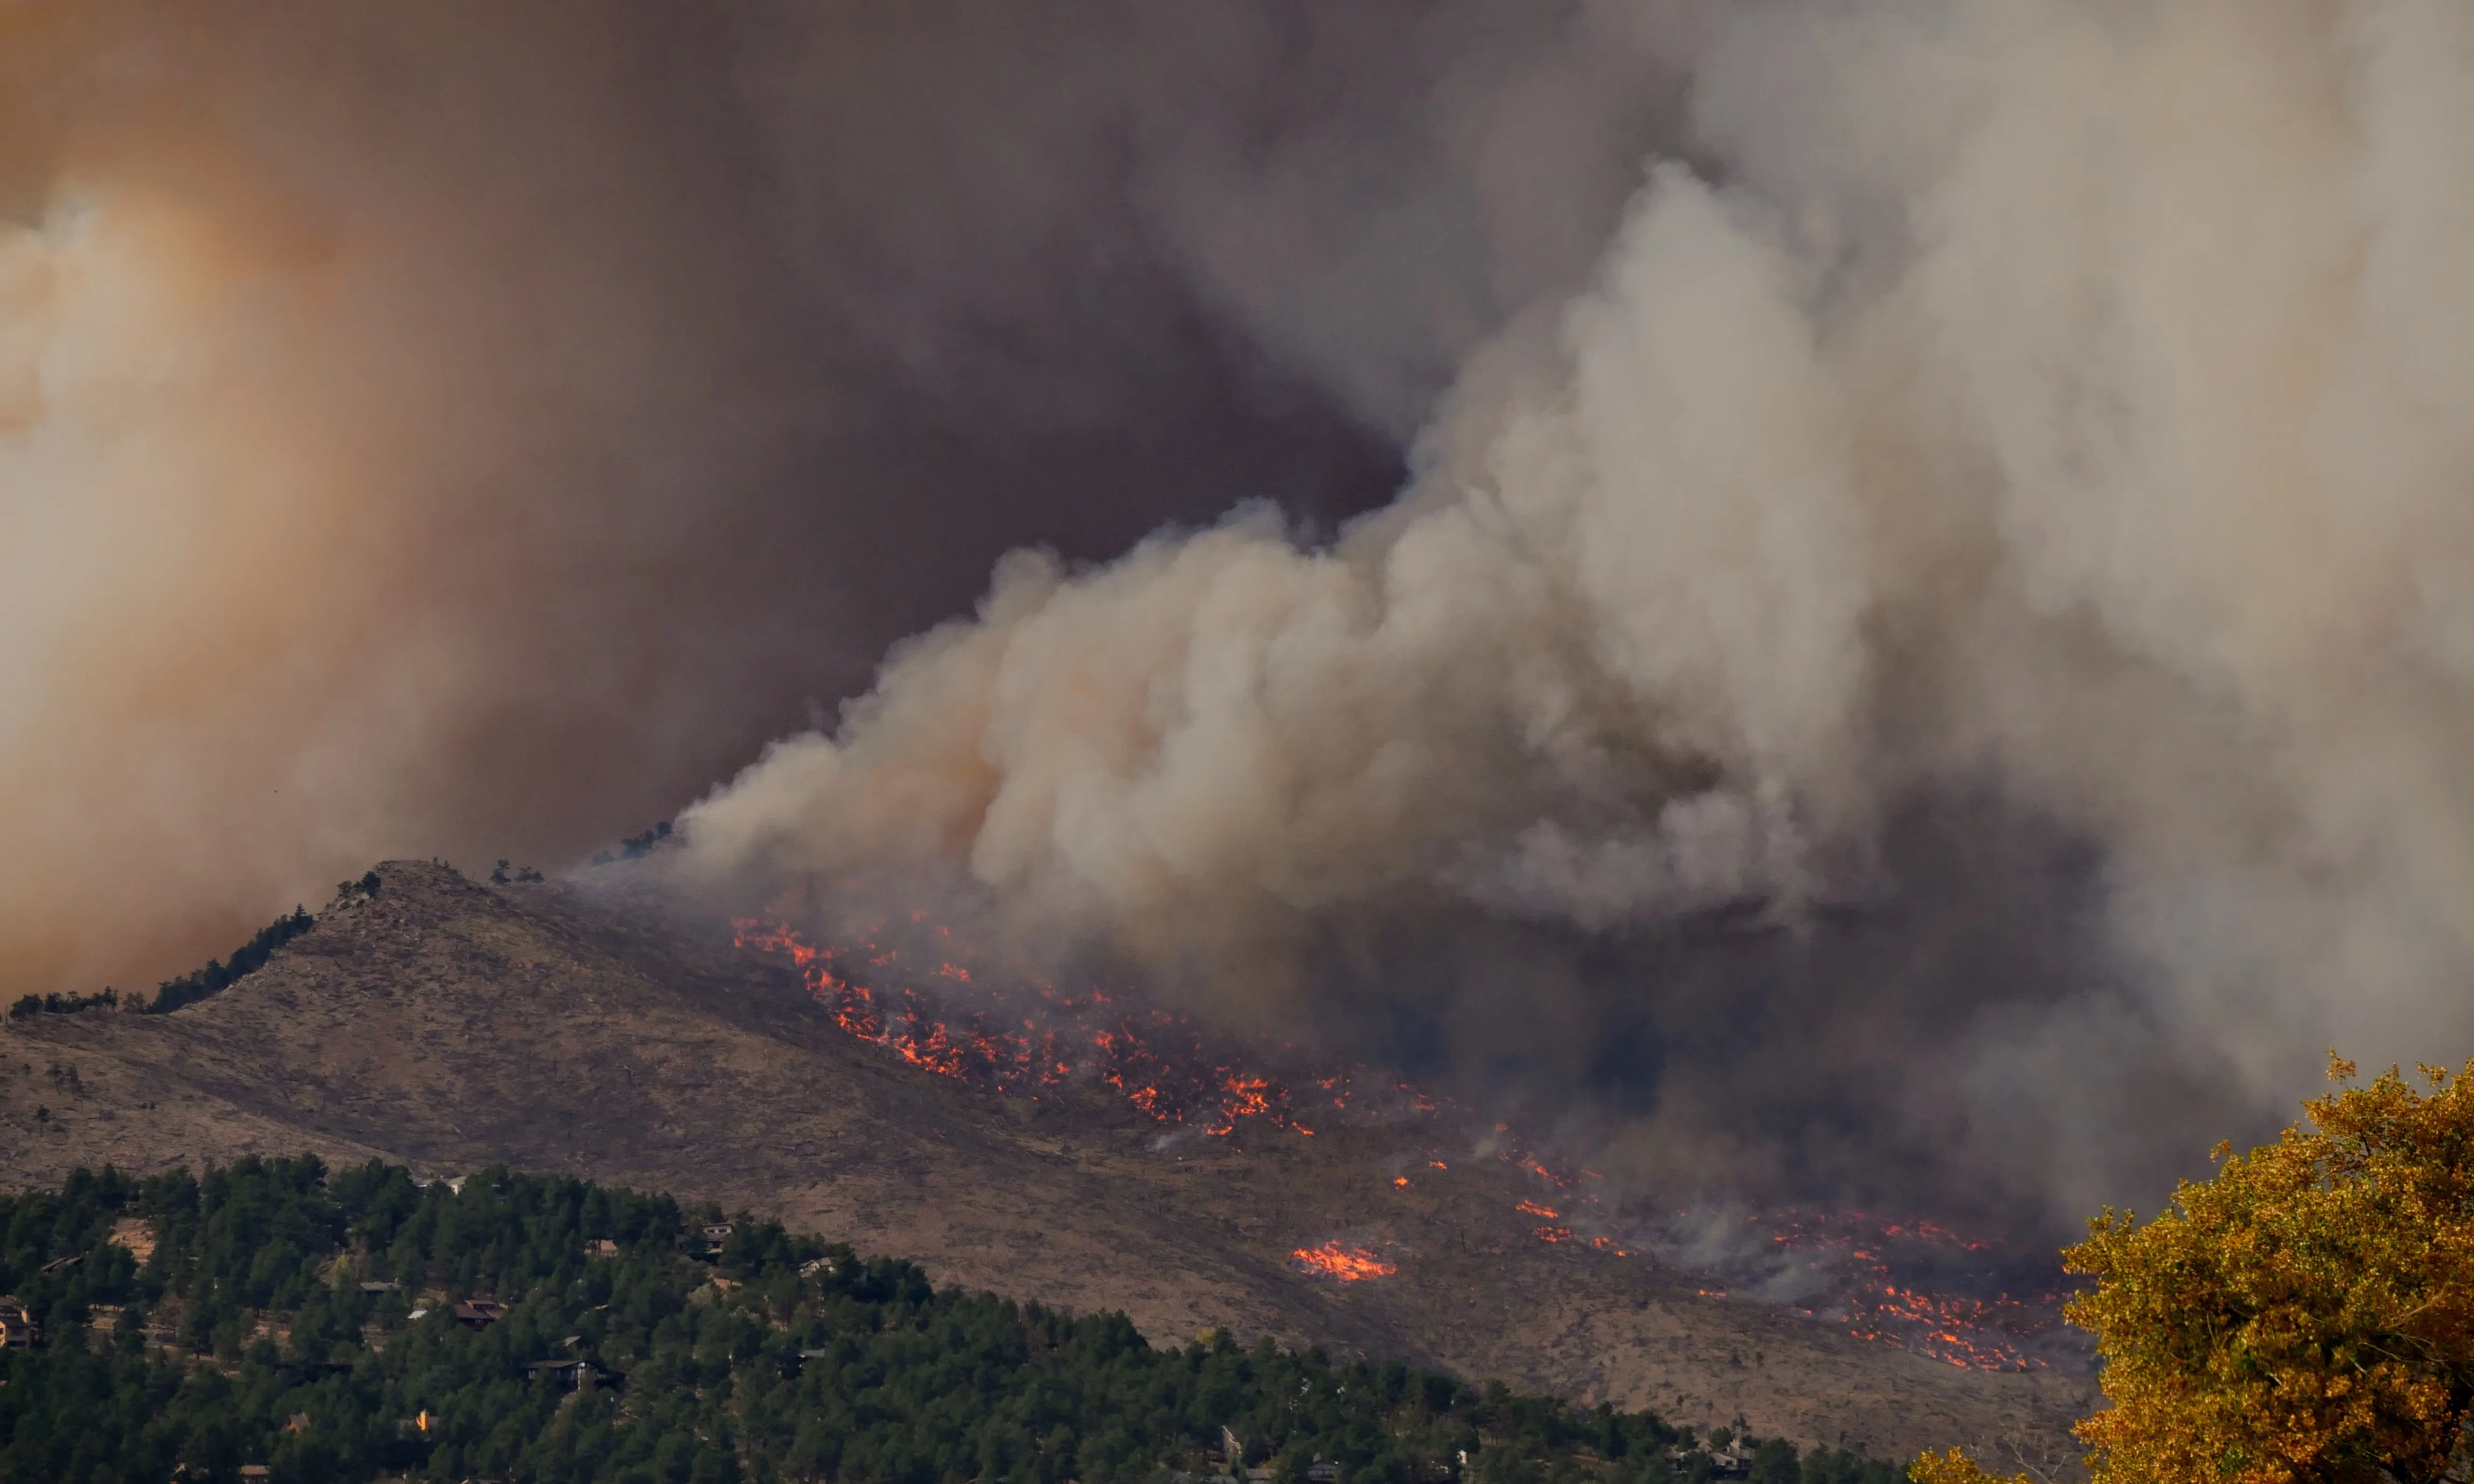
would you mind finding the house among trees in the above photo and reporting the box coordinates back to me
[1678,1437,1754,1480]
[583,1238,620,1259]
[678,1222,734,1259]
[0,1298,36,1350]
[449,1299,508,1328]
[523,1357,617,1393]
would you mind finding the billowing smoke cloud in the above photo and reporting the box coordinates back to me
[1,3,1660,994]
[684,0,2474,1232]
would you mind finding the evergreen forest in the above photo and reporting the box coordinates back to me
[0,1158,1906,1484]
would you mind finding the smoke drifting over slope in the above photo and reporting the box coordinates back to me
[1,2,1654,992]
[682,1,2474,1230]
[14,1,2474,1232]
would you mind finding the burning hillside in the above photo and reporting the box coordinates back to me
[732,915,2077,1373]
[1291,1242,1398,1282]
[731,918,1386,1139]
[1463,1131,2072,1372]
[1679,1211,2077,1373]
[0,859,2096,1458]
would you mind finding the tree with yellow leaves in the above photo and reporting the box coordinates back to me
[1919,1055,2474,1484]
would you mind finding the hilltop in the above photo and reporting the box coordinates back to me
[0,861,2094,1466]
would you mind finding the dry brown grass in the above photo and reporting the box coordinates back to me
[0,860,2093,1463]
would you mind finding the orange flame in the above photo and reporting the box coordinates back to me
[1734,1207,2071,1371]
[738,918,1389,1140]
[737,921,2053,1375]
[1290,1242,1396,1281]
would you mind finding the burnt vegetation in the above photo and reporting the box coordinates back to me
[0,1159,1901,1484]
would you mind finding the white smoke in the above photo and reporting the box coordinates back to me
[683,0,2474,1222]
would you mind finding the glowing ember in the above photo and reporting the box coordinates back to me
[1290,1242,1396,1281]
[1727,1209,2076,1371]
[738,919,1404,1140]
[735,918,2062,1373]
[1478,1123,2065,1372]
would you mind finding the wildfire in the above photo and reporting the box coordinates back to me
[1290,1242,1396,1281]
[1476,1125,2055,1372]
[1729,1209,2076,1371]
[735,918,2059,1373]
[736,919,1388,1140]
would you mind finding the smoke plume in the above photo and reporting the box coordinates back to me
[1,2,1652,993]
[682,0,2474,1231]
[14,0,2472,1233]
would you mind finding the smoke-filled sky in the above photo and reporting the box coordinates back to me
[4,0,1648,976]
[12,1,2474,1234]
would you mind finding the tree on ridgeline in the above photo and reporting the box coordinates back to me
[8,987,117,1020]
[595,820,674,866]
[1916,1054,2474,1484]
[138,908,315,1014]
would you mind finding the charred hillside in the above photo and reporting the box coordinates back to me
[0,861,2093,1466]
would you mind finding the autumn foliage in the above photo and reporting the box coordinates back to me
[1917,1055,2474,1484]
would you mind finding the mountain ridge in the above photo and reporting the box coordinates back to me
[0,860,2094,1468]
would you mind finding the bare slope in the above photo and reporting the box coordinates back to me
[0,861,2093,1466]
